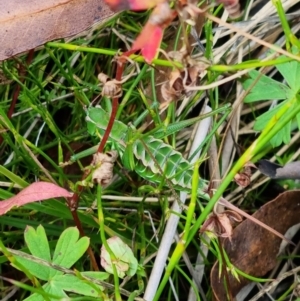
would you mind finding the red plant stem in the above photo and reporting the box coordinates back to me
[97,54,130,153]
[66,54,130,270]
[67,172,99,271]
[68,56,127,209]
[71,209,99,271]
[97,95,119,153]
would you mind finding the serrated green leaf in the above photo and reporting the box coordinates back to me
[82,271,110,281]
[253,104,284,131]
[243,70,291,103]
[23,282,66,301]
[24,225,51,261]
[50,274,103,296]
[43,282,68,299]
[253,102,294,147]
[24,273,109,300]
[269,127,286,147]
[253,102,293,147]
[243,58,300,147]
[23,292,44,301]
[277,59,300,92]
[52,227,89,268]
[282,120,291,144]
[21,225,56,279]
[14,255,58,281]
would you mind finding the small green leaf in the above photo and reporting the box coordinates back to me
[258,118,290,148]
[243,70,291,103]
[23,282,66,301]
[24,225,51,261]
[253,103,292,147]
[276,59,300,92]
[282,120,291,144]
[23,293,44,301]
[243,58,300,148]
[50,274,103,296]
[82,271,110,281]
[100,236,138,278]
[24,272,109,300]
[52,227,89,268]
[14,255,56,281]
[253,104,283,131]
[15,225,54,280]
[43,282,68,299]
[270,127,286,148]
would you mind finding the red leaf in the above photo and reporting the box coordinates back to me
[131,23,163,63]
[105,0,165,11]
[130,3,176,63]
[0,182,72,215]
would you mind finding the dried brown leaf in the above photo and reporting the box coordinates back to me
[211,190,300,301]
[234,172,251,187]
[160,82,178,104]
[160,57,209,107]
[0,0,114,61]
[234,163,253,187]
[160,69,183,104]
[201,211,242,241]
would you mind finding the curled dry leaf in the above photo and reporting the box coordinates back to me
[160,54,209,106]
[234,172,251,187]
[160,69,184,104]
[98,66,135,98]
[0,0,114,61]
[98,73,122,98]
[0,182,72,216]
[200,210,242,241]
[234,162,255,187]
[257,159,300,179]
[92,151,118,186]
[210,190,300,301]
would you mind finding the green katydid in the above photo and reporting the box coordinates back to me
[70,105,231,197]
